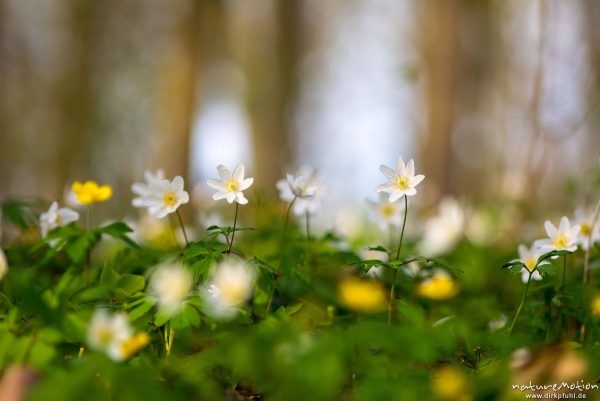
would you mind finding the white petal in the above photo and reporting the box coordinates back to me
[544,221,557,238]
[405,188,417,196]
[406,159,415,177]
[239,177,254,191]
[236,193,248,205]
[178,191,190,205]
[396,156,406,176]
[217,165,231,181]
[379,165,396,181]
[411,174,425,186]
[172,176,184,192]
[375,183,395,193]
[233,164,245,182]
[558,216,570,233]
[226,193,236,203]
[213,192,229,201]
[207,180,227,191]
[389,191,404,203]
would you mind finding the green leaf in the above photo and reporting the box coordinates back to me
[95,222,139,248]
[129,297,156,322]
[100,264,120,286]
[118,274,145,295]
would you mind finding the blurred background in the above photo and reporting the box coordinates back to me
[0,0,599,223]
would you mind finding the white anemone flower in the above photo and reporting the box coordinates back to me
[534,217,580,254]
[131,169,165,207]
[87,310,133,362]
[39,201,79,238]
[517,244,544,283]
[207,164,254,205]
[0,248,7,282]
[136,176,190,219]
[418,198,465,257]
[574,208,600,251]
[201,258,255,320]
[365,193,403,230]
[375,156,425,202]
[276,166,324,216]
[149,264,193,316]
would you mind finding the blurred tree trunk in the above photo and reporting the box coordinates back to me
[417,0,496,202]
[232,0,302,196]
[152,1,203,186]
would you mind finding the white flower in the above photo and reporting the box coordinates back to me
[517,244,544,283]
[375,156,425,202]
[131,169,165,207]
[39,201,79,238]
[201,258,255,320]
[276,166,324,216]
[534,217,580,254]
[574,208,600,251]
[207,164,253,205]
[135,176,190,219]
[359,249,389,277]
[87,310,133,362]
[366,193,403,230]
[0,248,7,282]
[488,315,507,332]
[417,198,465,256]
[149,264,193,316]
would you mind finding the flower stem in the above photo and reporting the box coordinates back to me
[227,203,239,254]
[508,271,532,335]
[175,209,189,245]
[561,255,567,292]
[388,195,408,327]
[165,322,174,356]
[266,197,296,315]
[305,210,311,266]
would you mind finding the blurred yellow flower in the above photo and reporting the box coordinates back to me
[591,294,600,317]
[338,278,386,313]
[417,272,459,301]
[120,332,150,359]
[432,366,471,401]
[72,181,113,204]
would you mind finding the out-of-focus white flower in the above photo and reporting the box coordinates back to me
[201,258,255,320]
[418,198,465,257]
[131,169,165,207]
[488,315,507,332]
[518,244,544,283]
[39,201,79,238]
[403,261,424,278]
[375,156,425,202]
[87,310,149,361]
[0,248,7,282]
[534,217,580,254]
[366,193,403,230]
[87,310,133,361]
[276,166,324,216]
[334,206,366,239]
[149,264,193,316]
[134,176,190,219]
[199,211,225,229]
[207,164,253,205]
[574,208,600,251]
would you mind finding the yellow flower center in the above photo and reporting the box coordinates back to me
[163,192,177,206]
[380,204,396,218]
[581,223,591,236]
[225,178,240,192]
[524,258,536,272]
[97,327,114,346]
[394,175,409,190]
[552,234,569,249]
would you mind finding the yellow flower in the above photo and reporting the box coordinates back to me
[591,294,600,317]
[119,332,150,359]
[417,272,459,301]
[72,181,113,204]
[432,366,471,401]
[338,278,386,313]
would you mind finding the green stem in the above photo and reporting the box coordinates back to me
[305,211,311,266]
[227,203,239,254]
[508,272,532,335]
[175,209,189,245]
[266,197,296,315]
[165,322,174,356]
[388,195,408,327]
[561,255,567,292]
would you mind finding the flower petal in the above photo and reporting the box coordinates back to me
[217,165,231,181]
[239,177,253,191]
[396,156,406,176]
[544,221,557,238]
[233,164,245,182]
[379,165,396,181]
[172,176,184,193]
[207,180,226,191]
[406,159,415,177]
